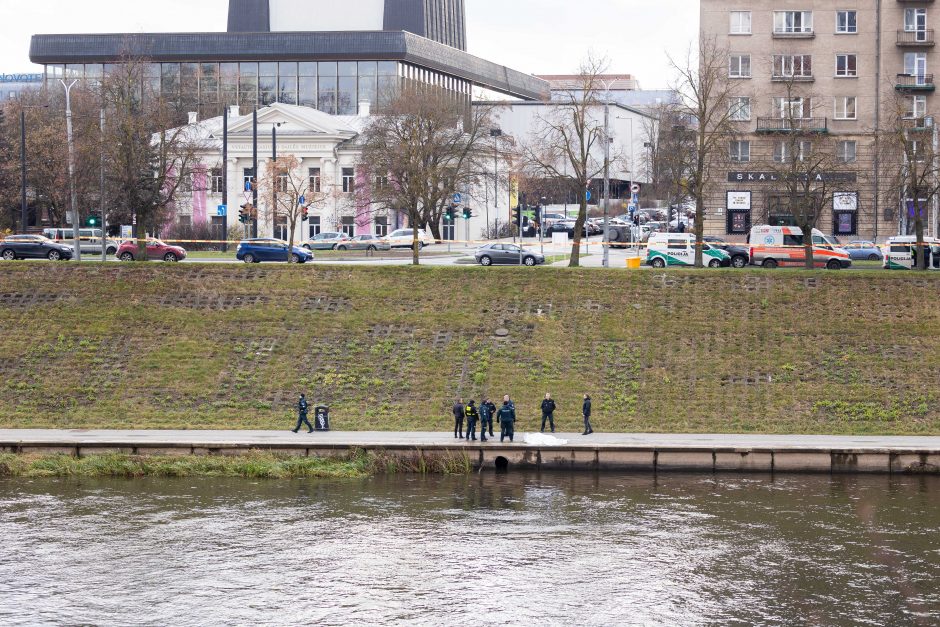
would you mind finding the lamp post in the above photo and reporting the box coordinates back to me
[100,109,107,262]
[602,83,612,269]
[59,79,80,261]
[489,127,502,240]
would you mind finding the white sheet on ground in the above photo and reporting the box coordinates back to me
[524,433,569,446]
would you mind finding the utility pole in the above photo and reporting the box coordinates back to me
[222,106,229,252]
[252,109,258,239]
[272,122,278,242]
[60,79,80,261]
[490,128,502,240]
[20,110,27,233]
[100,109,107,262]
[603,86,611,269]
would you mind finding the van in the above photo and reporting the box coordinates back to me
[43,228,119,256]
[646,233,730,268]
[748,225,852,269]
[883,236,940,270]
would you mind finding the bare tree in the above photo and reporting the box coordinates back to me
[258,154,326,261]
[520,56,610,267]
[878,90,938,270]
[643,102,696,227]
[670,37,743,267]
[358,85,494,265]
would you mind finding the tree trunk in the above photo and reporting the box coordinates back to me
[693,196,705,268]
[428,221,442,241]
[135,220,148,262]
[914,216,927,271]
[288,222,296,264]
[569,197,587,268]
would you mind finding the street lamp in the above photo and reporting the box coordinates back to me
[59,79,80,261]
[489,127,502,239]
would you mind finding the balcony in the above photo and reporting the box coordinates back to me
[897,0,932,3]
[756,117,829,134]
[771,74,814,83]
[896,73,936,92]
[772,29,815,39]
[897,30,935,47]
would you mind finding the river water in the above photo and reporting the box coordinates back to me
[0,472,938,626]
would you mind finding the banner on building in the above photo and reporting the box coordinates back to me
[833,192,858,212]
[726,191,752,211]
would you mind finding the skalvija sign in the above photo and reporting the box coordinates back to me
[728,171,857,184]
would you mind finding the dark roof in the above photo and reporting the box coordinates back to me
[29,30,544,100]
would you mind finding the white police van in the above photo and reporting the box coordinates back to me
[883,236,940,270]
[646,233,730,268]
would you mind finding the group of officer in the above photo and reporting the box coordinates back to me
[452,392,594,442]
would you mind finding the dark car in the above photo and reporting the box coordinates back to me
[117,239,187,262]
[546,219,594,239]
[843,240,884,261]
[0,235,74,261]
[236,239,314,264]
[702,236,750,269]
[475,243,545,267]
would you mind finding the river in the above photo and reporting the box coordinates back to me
[0,472,938,626]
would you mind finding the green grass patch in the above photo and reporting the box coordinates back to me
[0,264,938,435]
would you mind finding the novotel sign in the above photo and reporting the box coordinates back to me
[728,171,857,184]
[0,74,44,83]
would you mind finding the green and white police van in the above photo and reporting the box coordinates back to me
[883,236,940,270]
[646,233,730,268]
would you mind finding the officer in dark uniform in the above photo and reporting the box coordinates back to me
[479,398,494,442]
[292,394,313,433]
[484,399,498,438]
[582,394,594,436]
[453,398,465,439]
[465,400,480,441]
[540,393,557,433]
[498,400,516,443]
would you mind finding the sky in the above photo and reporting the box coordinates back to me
[1,0,698,89]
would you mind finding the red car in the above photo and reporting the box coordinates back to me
[117,239,187,262]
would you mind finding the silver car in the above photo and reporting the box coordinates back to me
[337,234,392,251]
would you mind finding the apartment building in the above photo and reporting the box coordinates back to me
[701,1,938,241]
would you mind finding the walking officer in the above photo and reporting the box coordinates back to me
[582,394,594,436]
[453,398,466,439]
[484,398,498,438]
[498,400,516,443]
[479,398,494,442]
[540,393,557,433]
[292,393,314,434]
[465,400,480,441]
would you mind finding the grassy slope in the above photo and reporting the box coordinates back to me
[0,264,937,435]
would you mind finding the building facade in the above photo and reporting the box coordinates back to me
[702,0,939,241]
[0,72,44,100]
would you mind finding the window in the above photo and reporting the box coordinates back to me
[375,216,388,237]
[308,167,321,193]
[773,55,813,78]
[908,140,926,163]
[836,11,857,34]
[341,168,355,194]
[729,55,751,78]
[243,167,255,192]
[730,11,752,34]
[774,140,812,163]
[904,95,927,119]
[210,167,223,194]
[773,97,812,119]
[774,11,813,34]
[783,234,804,246]
[837,140,857,164]
[277,174,289,193]
[729,140,751,162]
[667,239,687,250]
[729,97,751,121]
[905,8,927,34]
[374,175,390,191]
[904,53,927,79]
[308,216,321,238]
[835,54,858,77]
[834,96,857,120]
[340,216,355,237]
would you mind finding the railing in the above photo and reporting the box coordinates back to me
[756,117,828,133]
[897,30,935,45]
[896,74,935,89]
[771,73,814,82]
[772,29,814,38]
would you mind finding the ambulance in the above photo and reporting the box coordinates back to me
[883,236,940,270]
[748,225,852,269]
[646,233,730,268]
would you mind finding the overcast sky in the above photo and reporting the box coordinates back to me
[3,0,698,88]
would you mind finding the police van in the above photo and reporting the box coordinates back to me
[646,233,730,268]
[883,236,940,270]
[748,225,852,269]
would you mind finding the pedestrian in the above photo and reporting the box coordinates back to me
[498,400,516,443]
[479,398,494,442]
[453,398,465,439]
[540,393,557,433]
[292,393,314,434]
[582,394,594,436]
[484,398,497,438]
[465,400,480,441]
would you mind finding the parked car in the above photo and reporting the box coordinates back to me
[117,239,187,262]
[0,234,74,261]
[339,234,392,252]
[646,233,730,268]
[883,236,940,270]
[843,240,884,261]
[387,229,434,248]
[43,227,119,256]
[303,232,350,250]
[702,236,750,269]
[236,239,314,264]
[475,243,545,267]
[546,219,597,239]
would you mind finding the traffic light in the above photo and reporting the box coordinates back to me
[85,214,100,228]
[239,204,251,224]
[301,206,309,222]
[462,207,472,220]
[511,207,521,227]
[444,208,455,223]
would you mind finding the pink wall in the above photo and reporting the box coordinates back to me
[354,168,372,235]
[192,164,208,225]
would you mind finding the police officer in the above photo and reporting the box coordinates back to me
[453,398,465,439]
[582,394,594,436]
[498,400,516,443]
[479,398,494,442]
[465,400,480,441]
[484,399,498,438]
[540,393,557,433]
[292,393,314,434]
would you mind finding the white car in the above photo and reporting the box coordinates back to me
[387,229,435,248]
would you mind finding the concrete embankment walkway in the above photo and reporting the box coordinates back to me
[2,430,939,474]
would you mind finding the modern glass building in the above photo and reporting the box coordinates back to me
[30,0,547,119]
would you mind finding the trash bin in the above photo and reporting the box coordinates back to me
[625,256,642,269]
[314,405,331,431]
